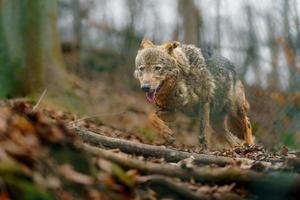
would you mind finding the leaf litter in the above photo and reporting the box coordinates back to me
[0,100,299,199]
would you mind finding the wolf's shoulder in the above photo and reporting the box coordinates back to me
[180,44,205,69]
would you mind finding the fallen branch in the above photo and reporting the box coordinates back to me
[76,128,252,166]
[84,144,300,198]
[137,175,242,200]
[137,175,212,200]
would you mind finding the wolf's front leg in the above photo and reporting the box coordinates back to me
[148,110,176,144]
[199,102,211,149]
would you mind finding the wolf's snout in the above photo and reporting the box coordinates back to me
[141,84,151,92]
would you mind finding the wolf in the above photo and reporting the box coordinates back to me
[134,39,254,150]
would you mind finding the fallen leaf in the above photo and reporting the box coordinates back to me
[280,146,289,156]
[98,159,113,174]
[59,164,94,185]
[11,115,34,134]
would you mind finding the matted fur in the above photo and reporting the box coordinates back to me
[134,39,253,150]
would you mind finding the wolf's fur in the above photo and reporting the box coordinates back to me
[134,39,253,150]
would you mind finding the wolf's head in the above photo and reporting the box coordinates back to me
[134,39,180,103]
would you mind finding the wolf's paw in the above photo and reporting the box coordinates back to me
[198,135,205,144]
[165,134,176,144]
[198,136,207,149]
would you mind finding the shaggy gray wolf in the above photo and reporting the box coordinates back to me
[134,39,253,150]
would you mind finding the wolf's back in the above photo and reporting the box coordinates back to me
[181,44,237,80]
[181,44,239,113]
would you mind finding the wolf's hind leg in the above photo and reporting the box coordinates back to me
[228,109,253,145]
[228,81,254,145]
[209,113,242,150]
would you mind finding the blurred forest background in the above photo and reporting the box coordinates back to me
[0,0,299,150]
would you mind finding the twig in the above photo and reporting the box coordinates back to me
[31,89,47,112]
[84,144,300,198]
[76,128,252,166]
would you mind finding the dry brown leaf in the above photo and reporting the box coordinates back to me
[126,169,140,181]
[56,191,76,200]
[1,140,30,158]
[0,119,7,133]
[97,159,113,174]
[280,146,289,156]
[217,183,236,193]
[59,164,94,185]
[86,189,106,200]
[48,126,65,142]
[11,115,34,134]
[46,175,62,189]
[102,176,117,188]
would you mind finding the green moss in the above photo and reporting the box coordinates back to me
[281,132,300,149]
[111,163,134,188]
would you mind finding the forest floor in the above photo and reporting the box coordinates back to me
[1,76,300,200]
[48,73,300,150]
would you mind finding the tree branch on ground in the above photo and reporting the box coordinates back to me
[76,128,254,166]
[137,175,242,200]
[83,144,300,198]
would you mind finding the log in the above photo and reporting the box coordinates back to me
[137,175,212,200]
[137,175,242,200]
[76,128,253,166]
[84,144,300,198]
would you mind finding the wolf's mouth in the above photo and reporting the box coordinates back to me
[146,81,163,103]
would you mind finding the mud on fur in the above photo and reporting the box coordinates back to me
[134,39,254,150]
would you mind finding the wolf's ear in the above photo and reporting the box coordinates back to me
[140,38,155,49]
[160,41,180,54]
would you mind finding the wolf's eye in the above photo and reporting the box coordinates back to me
[138,66,145,72]
[154,66,162,71]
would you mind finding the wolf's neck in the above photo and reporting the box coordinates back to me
[155,76,178,110]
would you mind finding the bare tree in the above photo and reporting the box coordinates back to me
[71,0,82,71]
[292,0,300,55]
[177,0,202,45]
[0,0,66,96]
[282,0,299,91]
[266,13,279,90]
[215,0,221,53]
[241,5,260,86]
[72,0,82,47]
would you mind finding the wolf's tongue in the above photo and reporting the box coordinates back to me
[146,91,156,103]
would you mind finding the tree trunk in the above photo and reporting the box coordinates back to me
[215,0,221,53]
[72,0,82,73]
[241,5,260,86]
[0,0,66,97]
[178,0,202,45]
[0,0,25,97]
[282,0,299,91]
[266,13,279,90]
